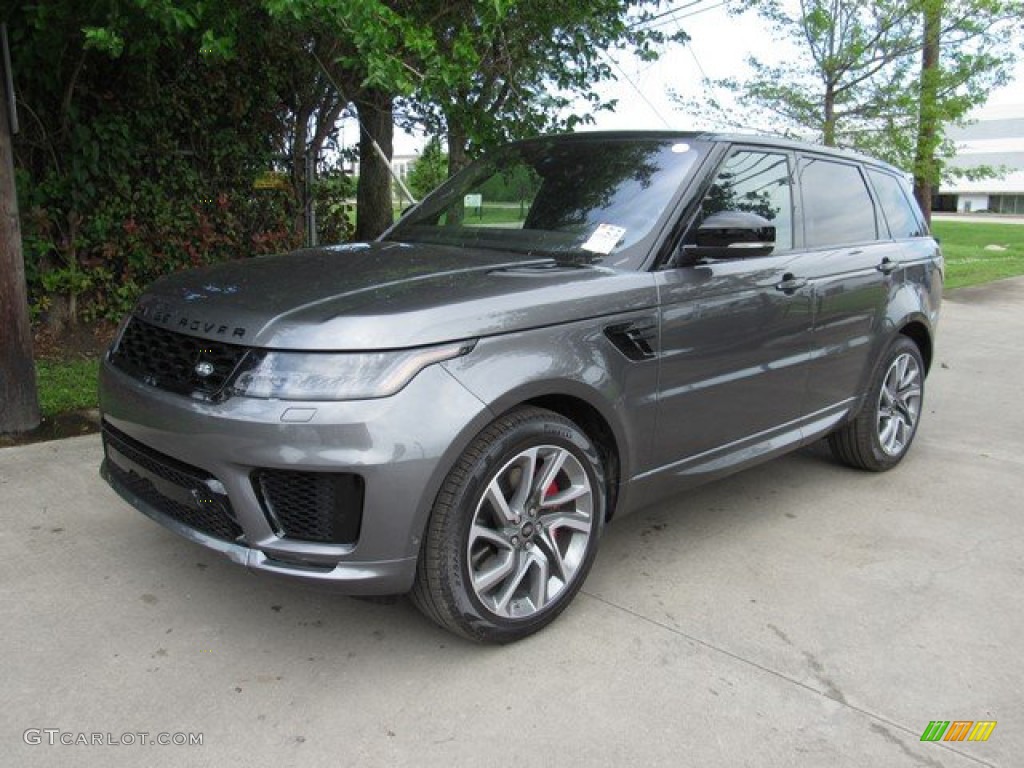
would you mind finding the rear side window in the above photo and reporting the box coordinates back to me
[800,157,877,247]
[867,169,927,238]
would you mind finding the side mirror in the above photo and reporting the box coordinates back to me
[685,211,776,260]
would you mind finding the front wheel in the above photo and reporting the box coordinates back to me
[411,407,606,643]
[829,335,925,471]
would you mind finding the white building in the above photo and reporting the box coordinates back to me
[936,103,1024,214]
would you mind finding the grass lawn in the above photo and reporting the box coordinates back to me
[393,203,528,227]
[34,358,100,419]
[932,219,1024,290]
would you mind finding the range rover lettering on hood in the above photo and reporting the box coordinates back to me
[137,304,247,339]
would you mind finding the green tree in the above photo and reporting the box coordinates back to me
[682,0,1021,209]
[407,137,448,200]
[703,1,920,147]
[909,0,1020,219]
[401,1,680,176]
[9,1,299,330]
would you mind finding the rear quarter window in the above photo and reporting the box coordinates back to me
[867,169,928,238]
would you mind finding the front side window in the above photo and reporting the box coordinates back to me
[800,157,878,247]
[691,149,794,251]
[386,137,707,269]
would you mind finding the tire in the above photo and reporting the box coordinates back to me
[828,335,925,472]
[411,406,606,643]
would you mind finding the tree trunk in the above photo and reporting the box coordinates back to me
[291,106,311,244]
[444,123,470,227]
[823,84,836,146]
[446,122,470,177]
[0,74,41,434]
[353,89,394,241]
[913,0,942,225]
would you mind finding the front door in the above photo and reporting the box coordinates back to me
[651,147,814,474]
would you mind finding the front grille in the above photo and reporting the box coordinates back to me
[110,317,252,398]
[254,470,364,545]
[102,423,243,543]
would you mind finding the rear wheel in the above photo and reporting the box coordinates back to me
[411,407,605,643]
[829,335,925,471]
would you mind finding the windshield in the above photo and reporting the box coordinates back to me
[384,136,707,269]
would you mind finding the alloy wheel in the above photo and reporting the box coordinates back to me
[876,352,922,457]
[466,445,594,619]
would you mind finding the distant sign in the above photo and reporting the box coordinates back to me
[464,193,482,208]
[253,172,290,191]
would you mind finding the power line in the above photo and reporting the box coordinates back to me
[628,0,710,30]
[311,50,417,205]
[646,0,729,30]
[600,50,674,129]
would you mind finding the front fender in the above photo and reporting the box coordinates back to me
[441,316,662,502]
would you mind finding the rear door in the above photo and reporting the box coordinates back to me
[795,154,902,416]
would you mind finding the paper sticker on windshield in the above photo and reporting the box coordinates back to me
[581,224,626,254]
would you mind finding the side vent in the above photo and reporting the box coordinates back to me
[604,319,658,361]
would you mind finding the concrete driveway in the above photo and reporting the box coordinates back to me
[2,278,1022,768]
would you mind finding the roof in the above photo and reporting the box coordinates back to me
[562,129,903,174]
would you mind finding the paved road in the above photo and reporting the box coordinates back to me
[2,279,1022,768]
[933,213,1024,225]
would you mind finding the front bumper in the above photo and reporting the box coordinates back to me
[98,356,490,595]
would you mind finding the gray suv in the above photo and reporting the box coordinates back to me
[99,132,942,642]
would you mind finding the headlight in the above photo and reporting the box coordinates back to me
[231,341,475,401]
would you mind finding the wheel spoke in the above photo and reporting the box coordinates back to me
[536,528,570,583]
[493,553,533,614]
[469,522,512,551]
[893,415,909,450]
[484,478,517,525]
[879,415,898,453]
[539,510,592,535]
[472,549,516,594]
[899,364,919,390]
[894,354,909,385]
[540,482,589,508]
[894,397,918,426]
[509,448,540,512]
[885,367,901,397]
[527,550,550,611]
[899,385,922,403]
[533,448,568,502]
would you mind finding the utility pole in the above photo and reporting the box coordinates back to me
[0,22,40,434]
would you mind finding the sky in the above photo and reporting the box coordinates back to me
[581,1,1024,134]
[382,1,1024,156]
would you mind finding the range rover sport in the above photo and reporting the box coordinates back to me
[99,132,942,642]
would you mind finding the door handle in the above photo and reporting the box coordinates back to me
[775,273,807,293]
[877,257,901,275]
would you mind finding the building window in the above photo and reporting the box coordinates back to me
[990,195,1024,215]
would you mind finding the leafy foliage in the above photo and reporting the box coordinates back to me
[10,1,300,326]
[407,138,449,200]
[679,0,1021,184]
[397,1,683,174]
[9,0,680,327]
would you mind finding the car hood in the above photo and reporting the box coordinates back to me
[132,241,658,350]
